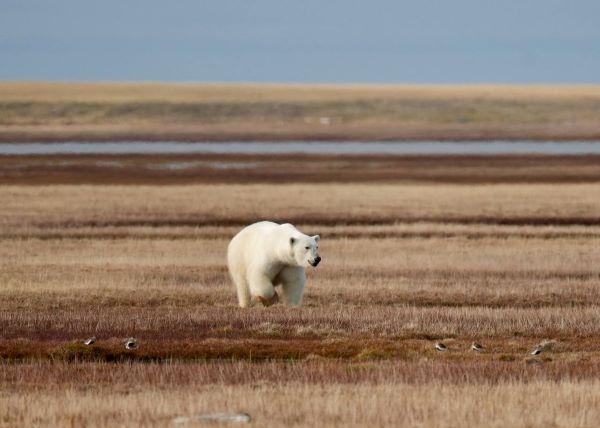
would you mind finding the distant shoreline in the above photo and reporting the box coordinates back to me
[2,82,600,142]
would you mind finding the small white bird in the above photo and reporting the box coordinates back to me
[125,338,138,350]
[83,337,96,346]
[531,346,544,356]
[471,342,485,353]
[435,342,448,352]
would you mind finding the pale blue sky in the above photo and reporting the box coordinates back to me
[1,0,599,82]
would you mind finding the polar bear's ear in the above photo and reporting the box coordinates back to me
[312,235,320,242]
[290,237,296,246]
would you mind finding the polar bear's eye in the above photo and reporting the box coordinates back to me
[305,246,310,250]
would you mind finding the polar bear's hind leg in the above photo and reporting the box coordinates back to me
[232,271,251,307]
[248,273,278,306]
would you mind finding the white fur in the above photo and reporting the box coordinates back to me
[227,221,320,307]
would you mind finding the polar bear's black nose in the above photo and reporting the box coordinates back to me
[313,256,321,266]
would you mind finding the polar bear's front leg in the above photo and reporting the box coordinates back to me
[277,266,306,306]
[248,273,279,307]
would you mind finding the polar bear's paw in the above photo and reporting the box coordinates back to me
[254,292,279,307]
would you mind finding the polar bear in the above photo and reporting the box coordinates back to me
[227,221,321,307]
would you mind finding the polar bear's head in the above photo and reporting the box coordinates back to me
[290,234,321,267]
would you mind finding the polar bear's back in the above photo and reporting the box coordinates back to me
[229,221,277,248]
[228,221,276,268]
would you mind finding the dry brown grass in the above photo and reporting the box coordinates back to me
[3,180,600,426]
[3,362,600,427]
[2,82,600,141]
[5,380,600,427]
[3,183,600,230]
[2,183,600,356]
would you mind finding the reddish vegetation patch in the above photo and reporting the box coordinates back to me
[3,154,600,185]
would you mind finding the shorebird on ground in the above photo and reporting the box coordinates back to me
[125,338,138,350]
[531,346,544,356]
[471,342,485,353]
[435,342,448,352]
[83,337,96,346]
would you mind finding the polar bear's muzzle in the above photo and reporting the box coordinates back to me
[310,256,322,267]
